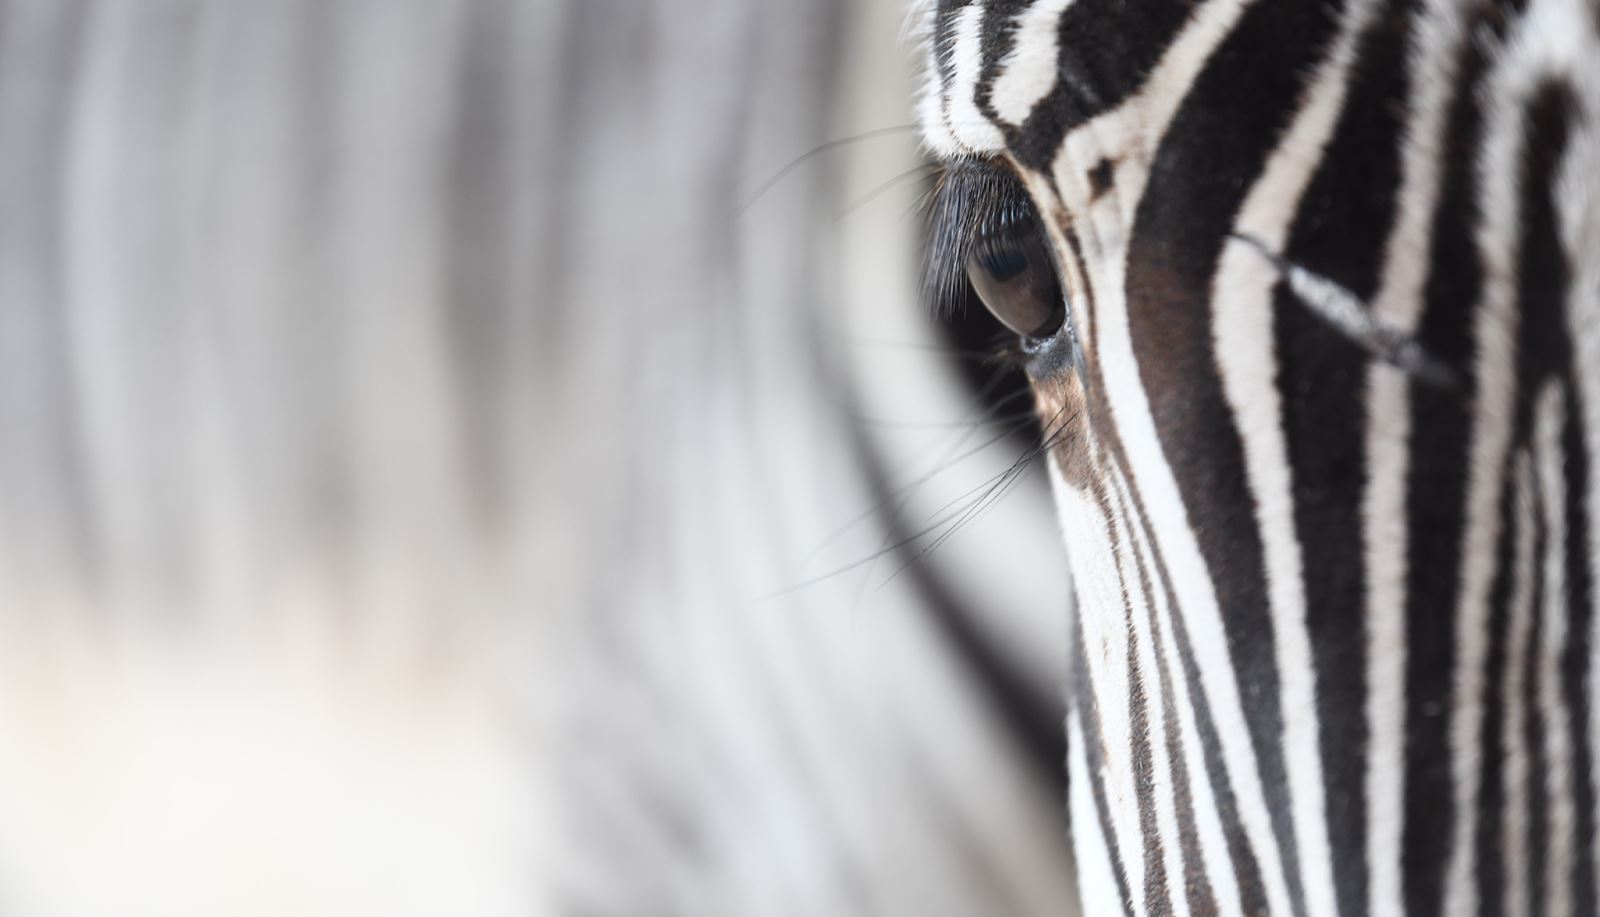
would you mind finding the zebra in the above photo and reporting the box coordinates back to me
[915,0,1600,914]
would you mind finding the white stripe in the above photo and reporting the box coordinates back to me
[1447,2,1600,909]
[1361,3,1471,912]
[941,4,1006,155]
[1441,41,1533,917]
[1535,383,1574,917]
[1483,12,1600,908]
[1361,361,1412,917]
[1503,452,1540,917]
[1078,158,1296,917]
[1106,461,1248,917]
[1209,250,1331,917]
[1544,27,1600,898]
[912,0,962,157]
[1030,19,1283,910]
[1069,709,1131,917]
[1210,1,1388,912]
[989,0,1079,126]
[1046,0,1256,232]
[1054,472,1150,917]
[1435,0,1600,894]
[1104,461,1194,917]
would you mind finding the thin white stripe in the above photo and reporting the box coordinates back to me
[1209,248,1329,917]
[1432,0,1600,895]
[1445,4,1600,906]
[913,0,962,157]
[1362,361,1411,917]
[1442,59,1529,917]
[1535,384,1574,917]
[1104,461,1194,917]
[1082,189,1294,917]
[1113,460,1247,917]
[1210,1,1388,912]
[1046,0,1256,233]
[1054,474,1151,917]
[1069,708,1132,917]
[1547,42,1600,898]
[942,4,1006,155]
[1503,452,1540,917]
[1036,13,1298,903]
[1361,3,1471,911]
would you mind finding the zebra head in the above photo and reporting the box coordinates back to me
[916,0,1600,914]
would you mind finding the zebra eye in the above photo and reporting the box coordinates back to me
[964,218,1065,341]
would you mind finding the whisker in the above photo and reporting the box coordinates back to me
[846,408,1042,431]
[876,407,1075,587]
[797,388,1039,569]
[833,162,940,223]
[765,399,1072,602]
[734,125,920,217]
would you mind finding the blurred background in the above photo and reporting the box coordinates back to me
[0,1,1077,914]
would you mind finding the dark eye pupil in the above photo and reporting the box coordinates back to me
[976,247,1028,283]
[964,224,1065,341]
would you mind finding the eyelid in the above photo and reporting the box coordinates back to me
[921,157,1036,320]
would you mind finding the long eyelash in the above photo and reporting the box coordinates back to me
[920,157,1036,321]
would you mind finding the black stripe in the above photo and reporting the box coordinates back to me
[1514,83,1577,448]
[1562,387,1595,917]
[973,0,1026,129]
[1512,80,1578,917]
[1063,220,1266,913]
[1270,0,1420,911]
[1059,221,1095,379]
[1161,537,1274,916]
[1125,638,1175,916]
[1125,2,1349,913]
[1401,7,1505,911]
[1072,603,1142,917]
[1110,446,1270,915]
[1524,491,1547,917]
[1062,233,1258,911]
[1095,459,1174,913]
[1518,71,1590,917]
[1469,79,1576,913]
[1008,0,1200,170]
[1098,473,1177,915]
[1473,462,1522,917]
[1107,468,1220,916]
[933,0,975,104]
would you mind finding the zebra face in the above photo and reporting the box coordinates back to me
[918,0,1600,914]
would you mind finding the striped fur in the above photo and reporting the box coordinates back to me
[918,0,1600,913]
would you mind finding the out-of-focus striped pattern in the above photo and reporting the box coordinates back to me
[0,2,1077,915]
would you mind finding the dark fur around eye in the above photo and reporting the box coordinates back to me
[921,158,1037,321]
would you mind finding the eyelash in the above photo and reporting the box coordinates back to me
[920,158,1038,322]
